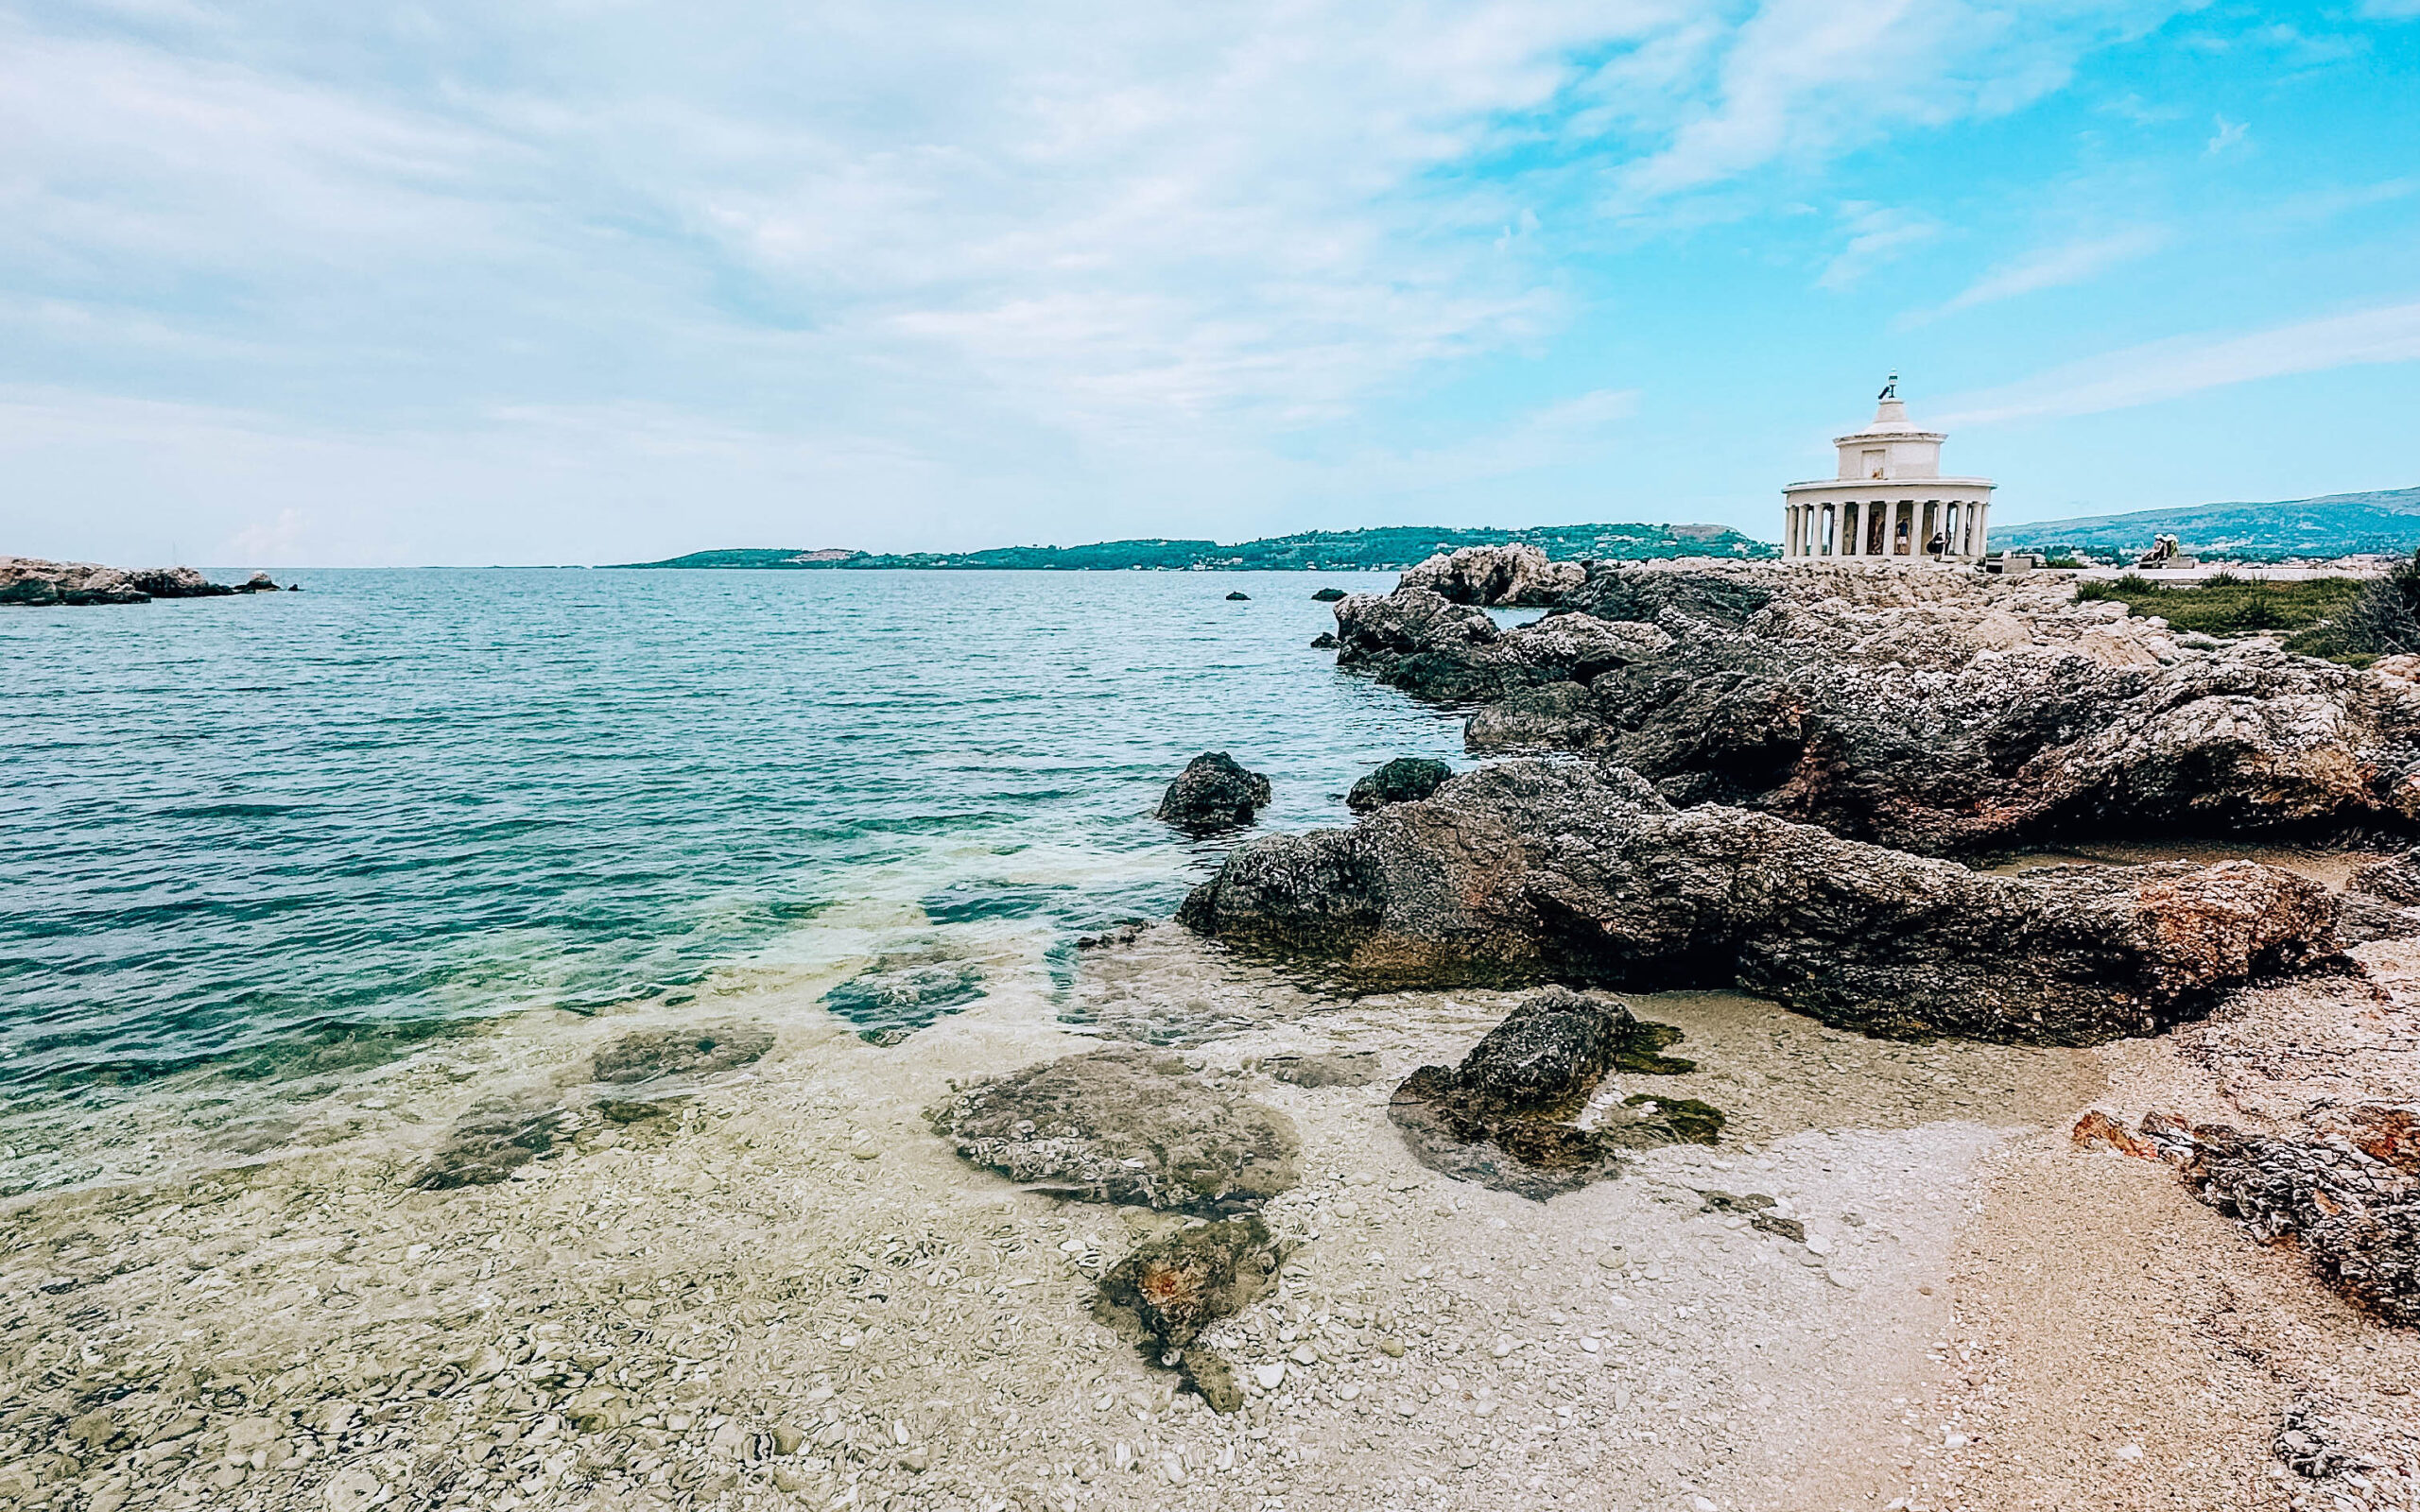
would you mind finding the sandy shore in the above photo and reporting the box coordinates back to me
[2,904,2413,1512]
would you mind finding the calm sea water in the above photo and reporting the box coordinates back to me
[0,569,1464,1096]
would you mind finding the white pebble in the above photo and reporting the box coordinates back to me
[1491,1337,1514,1358]
[1254,1364,1287,1390]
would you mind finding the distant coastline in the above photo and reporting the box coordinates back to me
[608,523,1779,573]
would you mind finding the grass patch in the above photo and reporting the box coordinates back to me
[2074,574,2367,646]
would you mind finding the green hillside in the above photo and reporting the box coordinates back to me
[614,522,1776,572]
[1991,487,2420,560]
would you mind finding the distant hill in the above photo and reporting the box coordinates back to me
[613,523,1777,572]
[1991,487,2420,560]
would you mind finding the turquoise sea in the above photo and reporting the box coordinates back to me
[0,569,1466,1105]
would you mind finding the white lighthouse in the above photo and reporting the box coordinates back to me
[1781,377,1994,562]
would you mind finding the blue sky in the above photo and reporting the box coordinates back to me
[2,0,2415,565]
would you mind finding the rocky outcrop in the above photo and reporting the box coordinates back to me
[3,558,151,606]
[1311,587,1348,602]
[1398,543,1586,607]
[1346,757,1452,814]
[929,1048,1301,1213]
[1176,761,2340,1044]
[1156,752,1273,834]
[2129,1111,2420,1327]
[1329,560,2420,854]
[2,558,278,605]
[1387,988,1718,1197]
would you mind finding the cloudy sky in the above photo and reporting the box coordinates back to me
[3,0,2415,565]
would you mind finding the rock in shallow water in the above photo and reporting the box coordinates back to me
[1263,1051,1383,1088]
[1385,988,1711,1198]
[591,1023,773,1083]
[821,958,986,1043]
[1092,1215,1286,1413]
[930,1047,1300,1213]
[413,1100,568,1189]
[1177,759,2340,1044]
[1156,752,1272,834]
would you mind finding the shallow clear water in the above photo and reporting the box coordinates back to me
[0,569,1456,1092]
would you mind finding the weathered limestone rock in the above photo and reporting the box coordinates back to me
[2351,849,2420,904]
[2138,1111,2420,1327]
[1,558,149,606]
[1,558,262,605]
[930,1048,1301,1213]
[1093,1216,1286,1413]
[1397,543,1586,607]
[1333,559,2420,854]
[1177,761,2340,1044]
[1346,757,1452,814]
[1385,988,1716,1197]
[1156,752,1273,834]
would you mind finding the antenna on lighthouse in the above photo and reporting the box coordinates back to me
[1877,372,1898,402]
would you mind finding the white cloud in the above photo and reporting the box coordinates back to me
[1607,0,2180,207]
[1818,204,1943,290]
[1927,225,2168,316]
[1934,299,2420,427]
[2206,113,2250,153]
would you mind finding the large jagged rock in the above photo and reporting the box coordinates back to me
[930,1048,1301,1213]
[1156,752,1273,834]
[2138,1111,2420,1327]
[1176,760,2340,1044]
[1332,559,2420,854]
[1397,543,1585,607]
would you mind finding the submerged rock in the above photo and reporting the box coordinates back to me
[1177,760,2340,1044]
[1387,988,1712,1199]
[1309,631,1339,649]
[822,959,985,1044]
[1156,752,1273,834]
[1226,591,1251,601]
[1397,543,1585,608]
[1311,587,1348,602]
[1093,1215,1287,1413]
[413,1100,568,1189]
[1346,757,1451,814]
[930,1047,1301,1213]
[1334,560,2420,854]
[592,1023,773,1083]
[1263,1050,1383,1088]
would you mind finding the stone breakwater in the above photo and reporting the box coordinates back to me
[0,558,290,606]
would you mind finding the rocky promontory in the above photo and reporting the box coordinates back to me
[1,557,291,606]
[1178,759,2339,1043]
[1325,552,2420,855]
